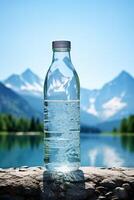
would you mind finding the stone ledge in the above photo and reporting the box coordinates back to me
[0,166,134,200]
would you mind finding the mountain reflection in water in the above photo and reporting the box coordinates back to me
[0,132,134,168]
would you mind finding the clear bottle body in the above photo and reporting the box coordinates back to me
[44,44,80,172]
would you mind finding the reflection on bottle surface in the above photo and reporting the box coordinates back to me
[44,41,80,172]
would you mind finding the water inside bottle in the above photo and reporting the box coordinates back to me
[44,100,80,172]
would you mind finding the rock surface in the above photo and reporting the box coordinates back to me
[0,167,134,200]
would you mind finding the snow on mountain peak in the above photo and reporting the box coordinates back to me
[2,69,134,125]
[87,98,98,116]
[101,97,127,120]
[88,104,98,116]
[4,68,43,96]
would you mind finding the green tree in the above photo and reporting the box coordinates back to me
[0,115,6,131]
[0,114,43,132]
[128,115,134,133]
[17,118,29,132]
[113,127,117,133]
[29,117,37,131]
[36,118,43,132]
[5,114,14,131]
[120,118,128,133]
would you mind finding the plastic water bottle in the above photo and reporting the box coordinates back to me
[44,41,80,172]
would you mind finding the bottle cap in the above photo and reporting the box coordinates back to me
[52,41,71,49]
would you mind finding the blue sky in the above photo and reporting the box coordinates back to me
[0,0,134,89]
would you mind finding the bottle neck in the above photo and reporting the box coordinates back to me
[52,48,71,62]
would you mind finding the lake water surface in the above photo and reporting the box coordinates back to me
[0,133,134,168]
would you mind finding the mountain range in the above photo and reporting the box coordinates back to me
[4,68,43,96]
[0,82,38,118]
[1,68,134,131]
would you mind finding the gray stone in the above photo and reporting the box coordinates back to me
[19,168,27,172]
[66,187,88,200]
[0,167,134,200]
[0,195,15,200]
[114,187,128,199]
[96,186,107,194]
[41,187,55,200]
[85,182,95,190]
[85,182,95,188]
[95,189,101,196]
[98,196,106,200]
[100,179,116,189]
[111,197,119,200]
[113,178,124,186]
[105,191,113,199]
[122,183,131,191]
[85,182,96,197]
[36,175,43,182]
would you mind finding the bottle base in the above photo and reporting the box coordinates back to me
[45,162,80,173]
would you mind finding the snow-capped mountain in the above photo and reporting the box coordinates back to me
[0,82,39,118]
[2,68,134,130]
[83,70,134,122]
[4,68,43,96]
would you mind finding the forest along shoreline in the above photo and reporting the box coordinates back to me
[0,114,134,134]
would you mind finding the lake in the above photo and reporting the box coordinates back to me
[0,133,134,168]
